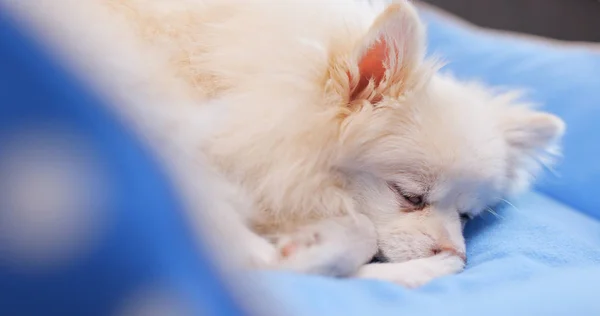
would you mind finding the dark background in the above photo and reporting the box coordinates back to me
[419,0,600,42]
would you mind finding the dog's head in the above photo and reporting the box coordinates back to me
[328,3,565,262]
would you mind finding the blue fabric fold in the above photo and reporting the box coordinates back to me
[261,192,600,316]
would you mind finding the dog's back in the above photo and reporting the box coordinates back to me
[100,0,395,227]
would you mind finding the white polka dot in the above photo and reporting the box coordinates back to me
[0,127,111,270]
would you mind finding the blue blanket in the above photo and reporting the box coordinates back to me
[261,192,600,315]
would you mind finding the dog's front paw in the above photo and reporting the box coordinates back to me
[355,252,465,288]
[273,226,338,275]
[276,229,321,259]
[273,214,377,277]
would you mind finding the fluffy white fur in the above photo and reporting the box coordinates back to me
[3,0,565,287]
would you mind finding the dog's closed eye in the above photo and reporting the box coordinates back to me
[403,194,424,207]
[388,182,426,209]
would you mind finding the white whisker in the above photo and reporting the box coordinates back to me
[485,206,503,219]
[540,159,560,178]
[500,198,520,212]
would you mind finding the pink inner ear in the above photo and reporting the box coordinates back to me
[351,39,388,101]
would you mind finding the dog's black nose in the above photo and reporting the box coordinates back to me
[369,249,389,263]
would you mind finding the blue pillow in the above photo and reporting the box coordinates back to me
[421,10,600,219]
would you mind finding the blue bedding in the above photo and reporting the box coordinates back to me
[261,192,600,315]
[257,9,600,316]
[1,6,599,316]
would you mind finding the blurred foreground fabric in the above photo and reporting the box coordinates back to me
[0,10,244,316]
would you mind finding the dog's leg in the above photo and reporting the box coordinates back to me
[353,252,465,288]
[271,214,378,277]
[196,202,278,269]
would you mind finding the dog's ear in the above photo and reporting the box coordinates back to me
[503,109,565,153]
[350,2,425,102]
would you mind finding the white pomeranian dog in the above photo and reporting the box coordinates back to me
[6,0,564,287]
